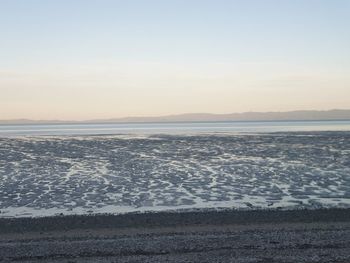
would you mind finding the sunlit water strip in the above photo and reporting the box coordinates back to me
[1,120,350,136]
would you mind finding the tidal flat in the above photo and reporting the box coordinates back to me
[0,131,350,218]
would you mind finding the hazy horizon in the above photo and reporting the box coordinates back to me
[0,109,350,124]
[0,108,349,122]
[1,0,350,120]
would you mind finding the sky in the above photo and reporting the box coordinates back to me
[1,0,350,120]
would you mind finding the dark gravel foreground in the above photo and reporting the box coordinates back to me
[1,209,350,262]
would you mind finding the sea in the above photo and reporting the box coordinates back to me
[0,120,350,136]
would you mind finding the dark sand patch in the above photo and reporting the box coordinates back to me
[0,208,349,262]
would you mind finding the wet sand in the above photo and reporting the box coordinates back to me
[1,208,350,262]
[1,132,350,218]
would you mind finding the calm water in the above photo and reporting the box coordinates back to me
[0,120,350,136]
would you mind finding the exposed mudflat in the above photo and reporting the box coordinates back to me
[1,132,350,217]
[0,209,349,262]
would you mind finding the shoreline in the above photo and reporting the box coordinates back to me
[1,207,350,233]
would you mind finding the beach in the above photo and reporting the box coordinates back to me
[0,130,349,262]
[1,208,350,262]
[1,131,350,218]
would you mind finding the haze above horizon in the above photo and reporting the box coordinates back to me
[1,0,350,120]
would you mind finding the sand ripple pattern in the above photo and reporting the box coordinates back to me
[0,132,350,217]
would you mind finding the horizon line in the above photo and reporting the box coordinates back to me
[1,109,350,124]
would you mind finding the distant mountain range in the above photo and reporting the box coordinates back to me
[1,109,350,124]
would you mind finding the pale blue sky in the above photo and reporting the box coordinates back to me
[1,0,350,120]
